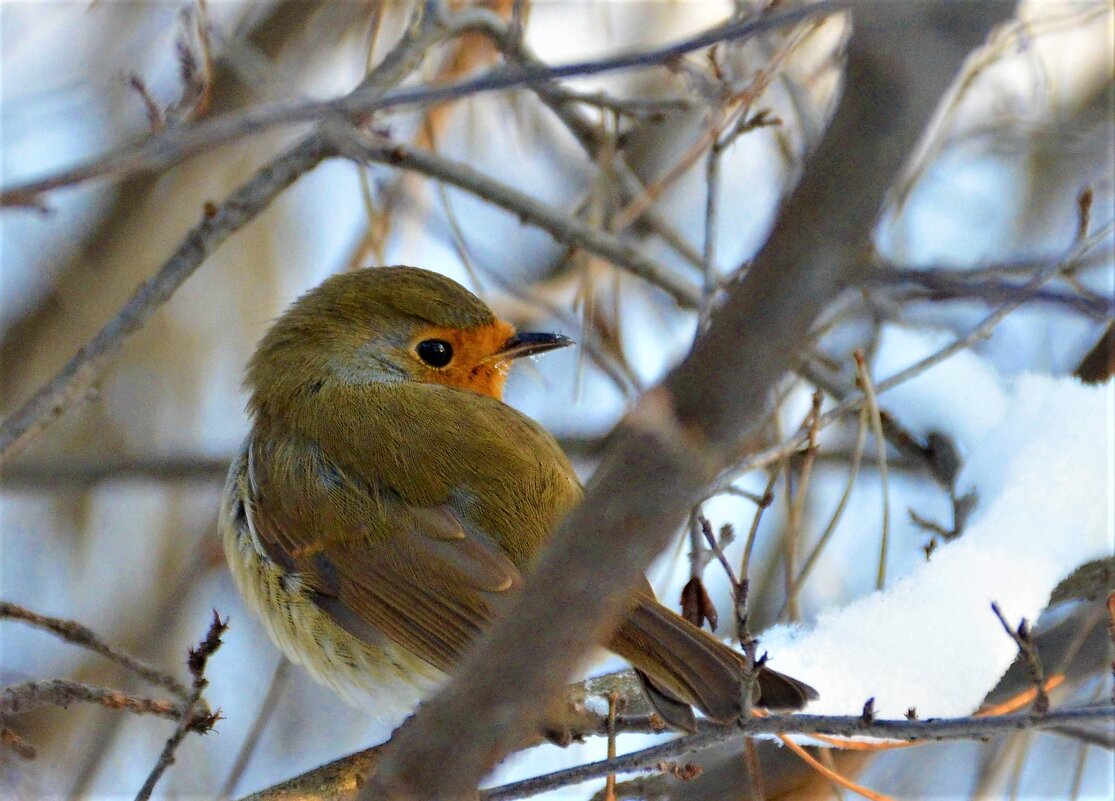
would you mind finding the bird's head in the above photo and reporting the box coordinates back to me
[246,266,573,416]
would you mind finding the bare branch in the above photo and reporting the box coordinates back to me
[0,3,451,465]
[0,679,187,721]
[133,611,227,801]
[360,5,1017,799]
[0,3,840,206]
[867,267,1113,320]
[991,603,1050,715]
[235,681,1113,801]
[853,351,891,590]
[323,123,701,307]
[0,601,189,700]
[482,706,1115,801]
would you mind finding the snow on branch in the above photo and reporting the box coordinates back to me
[761,373,1113,724]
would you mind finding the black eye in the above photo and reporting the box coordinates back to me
[416,339,453,368]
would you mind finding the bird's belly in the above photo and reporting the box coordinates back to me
[219,478,443,724]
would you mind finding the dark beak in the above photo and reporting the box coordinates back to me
[495,331,575,361]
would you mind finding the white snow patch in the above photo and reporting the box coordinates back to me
[761,373,1113,722]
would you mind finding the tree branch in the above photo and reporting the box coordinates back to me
[0,3,840,207]
[482,706,1115,801]
[238,703,1115,801]
[0,601,190,700]
[0,3,449,465]
[360,4,1017,799]
[322,123,700,306]
[0,679,188,721]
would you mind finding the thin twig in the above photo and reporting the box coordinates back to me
[0,679,187,721]
[134,611,228,801]
[991,602,1050,715]
[0,601,189,700]
[782,391,823,620]
[702,114,724,329]
[463,11,706,270]
[324,123,701,306]
[790,405,869,605]
[1,438,607,488]
[0,3,841,207]
[603,692,619,801]
[480,706,1115,801]
[218,658,290,799]
[738,471,779,607]
[853,351,890,590]
[868,269,1113,320]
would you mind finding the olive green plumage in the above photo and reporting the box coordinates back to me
[221,265,816,730]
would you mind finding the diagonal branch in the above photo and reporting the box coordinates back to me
[0,4,451,465]
[0,600,189,700]
[0,134,331,465]
[322,123,700,307]
[0,3,840,207]
[361,4,1018,800]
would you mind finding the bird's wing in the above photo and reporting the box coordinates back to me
[242,434,521,673]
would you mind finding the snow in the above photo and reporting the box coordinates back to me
[760,372,1114,723]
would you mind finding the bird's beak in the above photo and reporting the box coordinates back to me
[493,331,575,361]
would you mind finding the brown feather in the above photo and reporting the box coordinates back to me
[229,265,817,728]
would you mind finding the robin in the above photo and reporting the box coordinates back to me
[220,265,816,732]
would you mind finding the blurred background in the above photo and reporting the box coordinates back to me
[1,1,1112,799]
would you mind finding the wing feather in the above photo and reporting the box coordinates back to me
[245,434,522,674]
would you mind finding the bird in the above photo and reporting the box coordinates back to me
[220,265,816,732]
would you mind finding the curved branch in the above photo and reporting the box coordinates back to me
[0,3,449,464]
[0,135,332,465]
[0,3,840,207]
[360,4,1018,800]
[323,124,701,307]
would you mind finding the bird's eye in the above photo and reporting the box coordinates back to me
[416,339,454,368]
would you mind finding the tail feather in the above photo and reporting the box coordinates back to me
[609,596,817,726]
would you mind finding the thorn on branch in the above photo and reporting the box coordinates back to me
[188,610,228,678]
[991,602,1049,715]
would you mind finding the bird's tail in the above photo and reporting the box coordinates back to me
[608,595,817,731]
